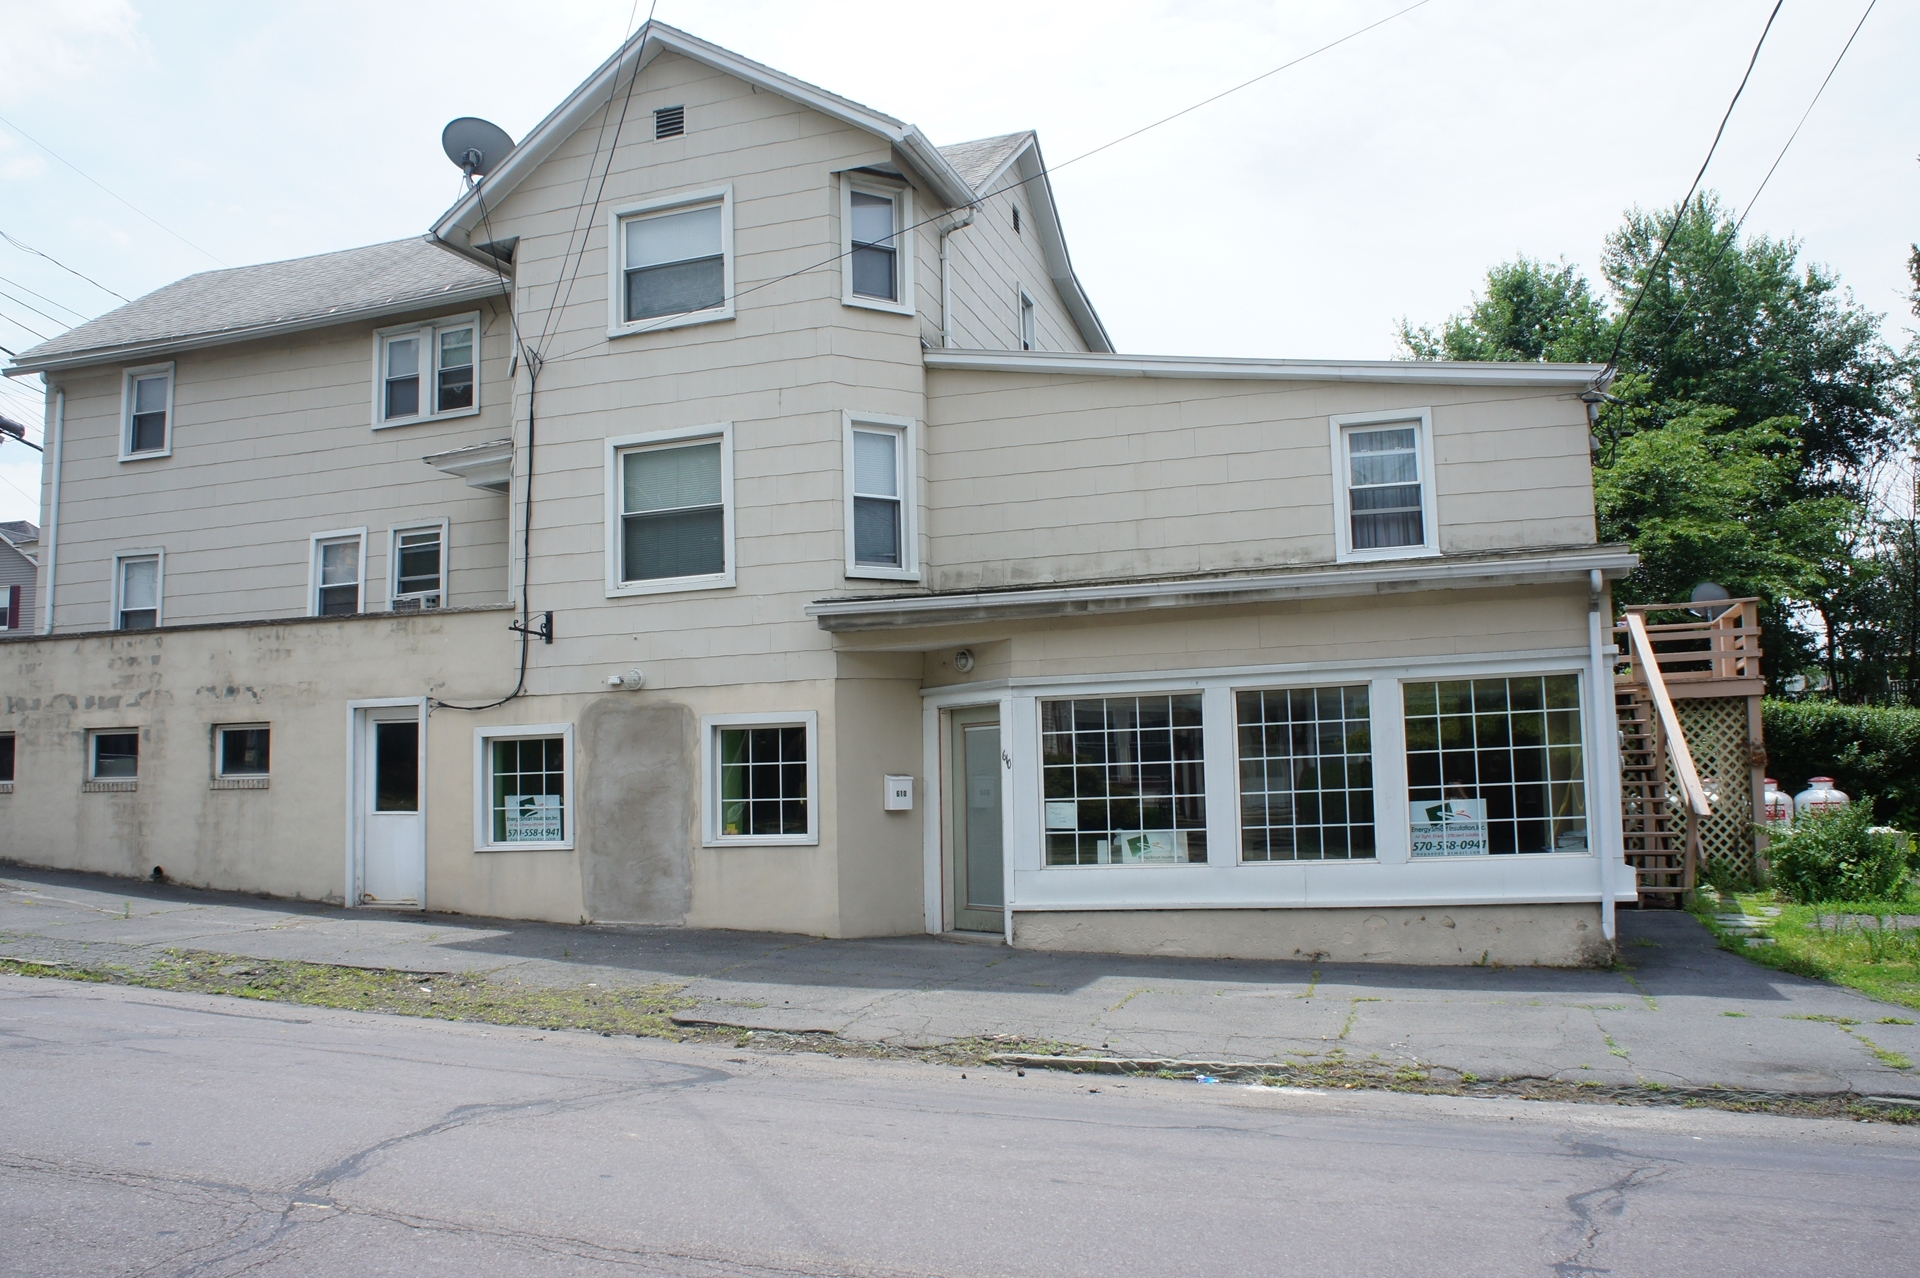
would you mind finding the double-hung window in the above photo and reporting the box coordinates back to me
[1041,694,1208,865]
[122,364,174,458]
[311,530,366,616]
[390,523,446,610]
[475,725,573,850]
[609,428,732,594]
[115,554,161,630]
[1331,409,1437,560]
[611,189,732,333]
[703,712,818,845]
[373,314,479,426]
[840,177,912,314]
[844,415,916,579]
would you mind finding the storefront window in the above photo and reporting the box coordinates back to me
[1237,685,1375,861]
[1403,675,1587,856]
[1041,694,1206,865]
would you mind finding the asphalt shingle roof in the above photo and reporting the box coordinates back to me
[9,237,500,370]
[0,520,37,543]
[938,133,1032,191]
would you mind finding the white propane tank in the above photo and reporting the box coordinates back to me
[1763,778,1792,824]
[1794,776,1849,818]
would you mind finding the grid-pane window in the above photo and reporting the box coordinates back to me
[624,204,724,321]
[850,191,897,301]
[1347,425,1424,550]
[489,737,566,844]
[1404,675,1587,855]
[620,441,724,582]
[852,428,901,568]
[1041,694,1207,866]
[394,528,443,606]
[217,726,270,777]
[117,557,158,631]
[717,725,808,838]
[92,731,137,779]
[0,732,14,783]
[383,336,421,419]
[1237,685,1375,861]
[129,373,169,453]
[436,326,474,413]
[316,539,361,615]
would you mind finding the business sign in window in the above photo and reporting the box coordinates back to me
[1409,797,1489,858]
[504,793,563,843]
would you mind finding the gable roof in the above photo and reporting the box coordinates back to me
[938,132,1032,189]
[5,238,503,376]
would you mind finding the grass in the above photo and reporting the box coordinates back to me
[1691,892,1920,1013]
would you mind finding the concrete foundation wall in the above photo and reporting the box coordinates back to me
[1012,904,1612,967]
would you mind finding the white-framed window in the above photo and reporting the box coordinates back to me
[607,186,734,336]
[309,528,368,617]
[702,712,819,846]
[389,520,448,610]
[1237,685,1376,862]
[215,723,271,778]
[1041,694,1209,866]
[1018,288,1036,351]
[1330,408,1439,561]
[473,724,574,851]
[843,413,917,580]
[90,729,139,780]
[840,175,914,315]
[120,363,174,459]
[372,313,479,427]
[0,731,15,786]
[113,551,162,631]
[1403,674,1589,857]
[604,425,734,597]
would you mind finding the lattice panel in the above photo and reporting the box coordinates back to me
[1664,697,1756,875]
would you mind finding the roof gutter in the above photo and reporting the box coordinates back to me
[924,349,1609,388]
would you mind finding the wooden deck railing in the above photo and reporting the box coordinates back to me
[1614,598,1763,691]
[1622,612,1712,819]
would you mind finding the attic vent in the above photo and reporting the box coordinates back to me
[1012,206,1021,234]
[654,105,685,139]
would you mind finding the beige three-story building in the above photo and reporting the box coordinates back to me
[2,24,1633,963]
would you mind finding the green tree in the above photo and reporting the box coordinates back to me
[1398,257,1610,364]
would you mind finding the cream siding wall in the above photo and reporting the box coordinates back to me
[919,370,1596,592]
[935,157,1088,353]
[0,541,33,629]
[38,302,514,631]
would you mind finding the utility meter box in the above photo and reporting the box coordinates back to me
[883,774,915,812]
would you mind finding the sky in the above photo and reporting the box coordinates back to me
[0,0,1914,525]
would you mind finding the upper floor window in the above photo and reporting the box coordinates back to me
[1019,289,1037,352]
[840,177,913,315]
[390,522,446,610]
[607,426,734,596]
[121,364,174,459]
[844,414,917,580]
[611,188,733,334]
[115,553,161,630]
[374,314,480,427]
[310,530,366,616]
[1330,409,1438,561]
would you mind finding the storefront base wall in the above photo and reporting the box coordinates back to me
[1011,904,1611,967]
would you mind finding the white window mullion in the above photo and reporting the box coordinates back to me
[1200,684,1238,865]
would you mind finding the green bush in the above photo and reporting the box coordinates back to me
[1763,699,1920,834]
[1765,800,1908,904]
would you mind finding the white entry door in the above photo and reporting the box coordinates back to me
[357,706,424,907]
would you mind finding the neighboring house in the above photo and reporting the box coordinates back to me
[0,24,1633,963]
[0,521,35,632]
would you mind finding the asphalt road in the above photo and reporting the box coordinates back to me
[3,975,1916,1277]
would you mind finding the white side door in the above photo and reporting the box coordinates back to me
[358,706,424,907]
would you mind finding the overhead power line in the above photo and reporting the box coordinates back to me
[0,272,90,323]
[1734,0,1875,235]
[0,111,227,267]
[0,230,130,304]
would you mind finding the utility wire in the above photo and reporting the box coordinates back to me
[0,308,51,342]
[0,111,227,267]
[0,283,76,332]
[0,272,90,323]
[0,230,130,304]
[1599,0,1784,377]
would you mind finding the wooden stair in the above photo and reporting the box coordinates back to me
[1616,684,1689,903]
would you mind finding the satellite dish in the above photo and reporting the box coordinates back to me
[1690,581,1731,620]
[441,117,515,179]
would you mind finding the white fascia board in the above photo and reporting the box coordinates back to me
[5,281,507,377]
[924,349,1610,387]
[805,547,1638,631]
[432,22,976,244]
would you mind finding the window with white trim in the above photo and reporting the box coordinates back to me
[703,713,818,845]
[390,524,445,610]
[0,732,14,784]
[1403,675,1588,856]
[115,554,160,631]
[1019,289,1036,351]
[620,198,726,324]
[1237,685,1375,862]
[845,416,916,578]
[1331,411,1438,560]
[374,314,479,426]
[122,364,173,457]
[312,534,364,616]
[215,724,270,778]
[1041,694,1208,866]
[91,730,138,780]
[613,434,730,590]
[840,177,913,313]
[475,725,573,850]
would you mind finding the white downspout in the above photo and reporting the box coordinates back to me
[1589,568,1617,943]
[40,385,63,635]
[938,211,975,349]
